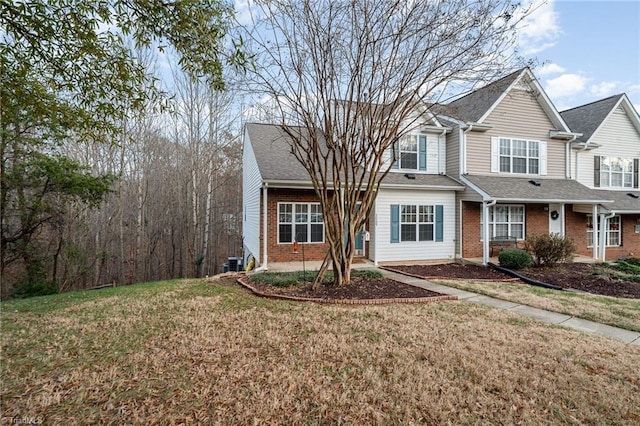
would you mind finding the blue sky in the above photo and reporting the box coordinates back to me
[230,0,639,113]
[519,0,640,112]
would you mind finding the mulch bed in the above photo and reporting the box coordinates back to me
[385,263,517,281]
[238,275,456,304]
[388,263,640,300]
[234,262,640,302]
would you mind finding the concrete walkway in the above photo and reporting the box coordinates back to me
[379,268,640,346]
[265,260,640,345]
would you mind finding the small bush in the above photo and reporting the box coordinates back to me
[624,257,640,266]
[498,248,533,270]
[353,269,383,279]
[524,234,575,267]
[13,279,59,298]
[251,268,383,287]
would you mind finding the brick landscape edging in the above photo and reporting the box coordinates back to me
[381,267,520,282]
[236,276,457,305]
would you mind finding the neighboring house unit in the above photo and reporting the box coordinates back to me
[242,68,639,268]
[561,94,640,260]
[438,68,612,263]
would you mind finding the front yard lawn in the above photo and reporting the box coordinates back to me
[1,278,639,424]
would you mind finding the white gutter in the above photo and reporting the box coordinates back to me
[565,134,577,179]
[438,128,447,174]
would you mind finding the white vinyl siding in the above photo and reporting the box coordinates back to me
[491,137,546,175]
[466,87,564,177]
[575,105,640,188]
[373,189,456,262]
[389,132,446,174]
[242,128,263,261]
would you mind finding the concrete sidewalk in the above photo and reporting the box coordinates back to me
[379,269,640,346]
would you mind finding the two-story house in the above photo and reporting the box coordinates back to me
[242,67,637,269]
[561,94,640,260]
[437,68,612,264]
[242,114,464,269]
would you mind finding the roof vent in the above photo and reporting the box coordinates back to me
[627,193,639,199]
[404,173,416,180]
[529,180,541,187]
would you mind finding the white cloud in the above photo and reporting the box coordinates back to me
[590,81,619,97]
[537,63,565,76]
[517,0,562,55]
[545,73,589,99]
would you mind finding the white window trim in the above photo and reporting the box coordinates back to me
[480,204,526,241]
[400,204,436,243]
[399,134,419,170]
[587,215,621,247]
[491,137,546,175]
[599,157,634,189]
[277,202,325,244]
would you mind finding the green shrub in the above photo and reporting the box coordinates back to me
[498,248,533,270]
[624,257,640,266]
[524,234,575,267]
[13,279,59,298]
[251,269,383,287]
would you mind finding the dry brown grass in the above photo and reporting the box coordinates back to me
[434,278,640,332]
[2,279,639,425]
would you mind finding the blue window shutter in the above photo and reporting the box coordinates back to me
[419,135,427,171]
[435,205,443,242]
[392,142,399,169]
[390,205,400,243]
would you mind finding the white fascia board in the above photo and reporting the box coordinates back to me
[492,198,615,204]
[379,183,464,191]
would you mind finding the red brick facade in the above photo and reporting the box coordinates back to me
[461,201,639,260]
[260,188,369,264]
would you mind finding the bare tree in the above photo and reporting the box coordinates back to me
[245,0,529,285]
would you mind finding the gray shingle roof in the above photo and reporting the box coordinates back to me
[439,68,524,122]
[245,122,463,189]
[245,123,310,181]
[560,94,624,143]
[464,175,614,203]
[594,189,640,213]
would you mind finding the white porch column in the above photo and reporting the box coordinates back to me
[599,213,607,261]
[592,204,599,259]
[482,201,492,265]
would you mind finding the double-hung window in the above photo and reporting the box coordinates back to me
[481,205,525,239]
[399,135,418,170]
[498,138,540,174]
[400,205,435,242]
[599,157,634,188]
[393,134,427,171]
[278,203,324,243]
[587,215,621,247]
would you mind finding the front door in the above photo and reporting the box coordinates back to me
[548,203,564,236]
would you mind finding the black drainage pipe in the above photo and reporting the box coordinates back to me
[488,262,564,291]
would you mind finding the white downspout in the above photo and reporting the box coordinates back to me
[254,183,269,272]
[482,199,497,265]
[438,128,447,174]
[599,211,616,261]
[565,135,577,179]
[592,204,599,260]
[462,124,475,175]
